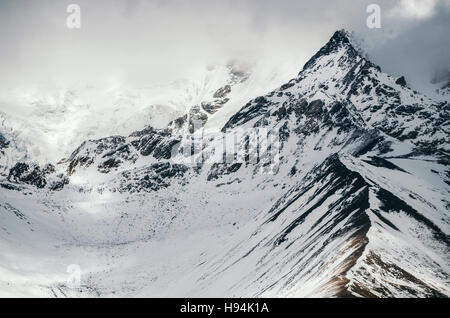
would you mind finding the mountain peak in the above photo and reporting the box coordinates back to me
[329,29,353,45]
[302,29,359,71]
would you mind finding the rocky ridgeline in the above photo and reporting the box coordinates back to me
[1,30,449,192]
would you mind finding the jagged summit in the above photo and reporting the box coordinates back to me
[330,28,353,41]
[223,29,448,155]
[302,29,361,71]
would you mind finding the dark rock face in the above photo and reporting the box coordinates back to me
[8,163,48,189]
[49,174,69,191]
[0,182,23,191]
[267,154,370,239]
[395,76,407,87]
[187,106,208,133]
[0,133,9,150]
[130,127,179,159]
[114,162,189,193]
[213,85,231,99]
[169,115,188,130]
[207,163,242,181]
[131,128,163,156]
[280,80,296,91]
[224,93,363,143]
[64,125,182,177]
[201,99,229,115]
[98,158,122,174]
[222,96,270,131]
[7,162,69,191]
[66,136,137,176]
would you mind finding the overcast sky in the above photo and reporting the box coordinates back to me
[0,0,449,92]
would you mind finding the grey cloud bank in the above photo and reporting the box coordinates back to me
[0,0,449,95]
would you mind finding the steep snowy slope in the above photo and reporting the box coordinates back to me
[0,30,448,298]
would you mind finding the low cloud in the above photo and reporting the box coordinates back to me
[0,0,448,93]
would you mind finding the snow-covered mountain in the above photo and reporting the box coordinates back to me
[0,59,293,165]
[0,30,449,297]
